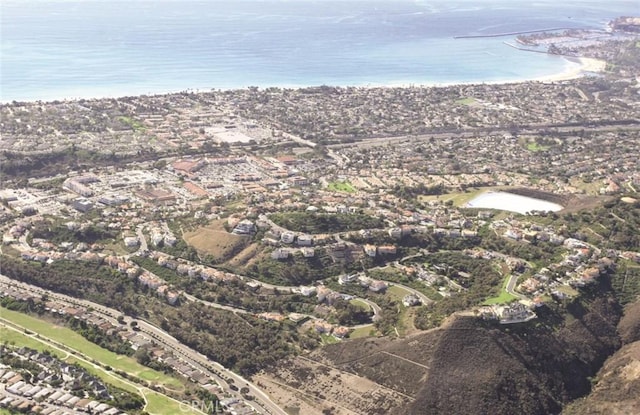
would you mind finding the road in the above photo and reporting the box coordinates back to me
[505,273,527,301]
[0,274,287,415]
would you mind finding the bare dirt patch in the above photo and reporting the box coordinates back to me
[183,219,250,261]
[254,355,412,415]
[226,242,260,267]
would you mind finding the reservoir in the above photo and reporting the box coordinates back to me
[465,191,563,214]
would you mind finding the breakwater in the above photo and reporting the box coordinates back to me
[454,27,575,39]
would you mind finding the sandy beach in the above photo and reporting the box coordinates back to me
[535,56,607,83]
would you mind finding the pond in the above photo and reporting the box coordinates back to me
[465,191,563,214]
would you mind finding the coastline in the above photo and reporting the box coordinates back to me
[0,55,607,105]
[533,56,607,83]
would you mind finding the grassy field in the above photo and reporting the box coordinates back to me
[0,307,183,390]
[526,142,550,152]
[483,274,519,305]
[0,322,201,415]
[327,180,356,193]
[184,219,249,261]
[348,324,376,339]
[455,97,478,106]
[349,298,371,311]
[386,285,412,301]
[144,391,204,415]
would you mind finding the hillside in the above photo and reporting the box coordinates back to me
[562,297,640,415]
[256,282,622,415]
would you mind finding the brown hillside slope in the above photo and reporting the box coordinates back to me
[617,299,640,344]
[562,297,640,415]
[562,341,640,415]
[258,285,622,415]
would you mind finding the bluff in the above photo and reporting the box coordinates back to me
[336,282,620,415]
[561,297,640,415]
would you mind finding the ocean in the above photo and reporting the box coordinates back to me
[1,0,638,102]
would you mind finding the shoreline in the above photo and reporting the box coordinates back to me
[0,56,607,105]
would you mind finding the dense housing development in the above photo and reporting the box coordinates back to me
[1,24,640,415]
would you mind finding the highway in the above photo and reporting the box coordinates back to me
[0,274,287,415]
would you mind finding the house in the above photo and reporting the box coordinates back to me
[232,219,255,235]
[297,286,316,296]
[301,247,315,257]
[281,232,295,244]
[388,227,403,239]
[338,274,357,285]
[271,248,290,260]
[296,234,313,246]
[369,280,388,293]
[363,244,377,257]
[377,245,397,255]
[402,294,421,307]
[123,236,140,248]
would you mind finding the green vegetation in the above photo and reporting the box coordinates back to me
[327,180,356,193]
[1,327,199,415]
[455,97,477,105]
[0,307,183,390]
[0,254,319,377]
[483,274,519,305]
[30,221,117,245]
[320,334,340,345]
[610,261,640,306]
[368,267,443,301]
[118,116,146,132]
[144,391,204,415]
[414,252,502,329]
[348,324,376,339]
[527,142,551,152]
[269,211,384,234]
[246,249,359,285]
[387,285,412,301]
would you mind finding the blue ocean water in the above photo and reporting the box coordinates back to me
[1,0,638,102]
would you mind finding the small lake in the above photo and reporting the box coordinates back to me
[465,191,563,214]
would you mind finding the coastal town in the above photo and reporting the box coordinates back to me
[1,21,639,415]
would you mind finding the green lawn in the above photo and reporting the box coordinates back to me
[387,285,412,301]
[0,323,201,415]
[455,97,477,105]
[348,324,376,339]
[0,307,183,390]
[483,274,519,305]
[349,298,371,311]
[118,116,146,132]
[320,334,340,345]
[327,180,356,193]
[145,391,204,415]
[527,142,550,152]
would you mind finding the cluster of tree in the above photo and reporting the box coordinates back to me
[414,252,501,330]
[390,183,446,201]
[130,256,183,285]
[245,249,360,285]
[374,297,402,336]
[150,301,319,376]
[0,256,144,317]
[30,222,116,245]
[269,212,384,234]
[331,298,373,326]
[154,239,200,263]
[104,383,146,412]
[67,318,134,356]
[133,347,175,374]
[0,255,319,377]
[1,296,45,315]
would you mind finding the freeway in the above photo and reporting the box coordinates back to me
[0,274,287,415]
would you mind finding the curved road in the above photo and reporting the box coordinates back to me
[0,274,286,415]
